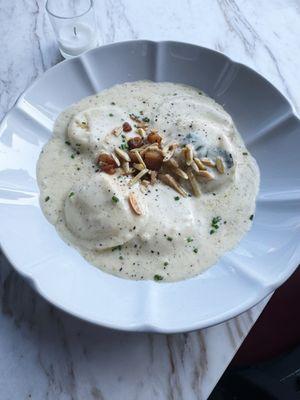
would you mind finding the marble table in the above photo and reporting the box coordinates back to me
[0,1,299,399]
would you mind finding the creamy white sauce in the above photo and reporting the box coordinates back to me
[37,81,259,282]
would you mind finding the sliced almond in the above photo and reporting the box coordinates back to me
[198,170,214,181]
[121,161,130,174]
[128,193,142,215]
[187,169,201,197]
[141,179,150,187]
[184,144,194,166]
[110,152,121,167]
[201,157,215,167]
[111,126,123,137]
[133,163,145,171]
[98,152,116,166]
[158,174,188,197]
[173,168,189,180]
[115,147,131,162]
[166,158,179,169]
[194,157,206,170]
[135,150,146,169]
[129,169,149,186]
[216,157,225,174]
[162,144,178,162]
[190,160,200,173]
[150,170,157,185]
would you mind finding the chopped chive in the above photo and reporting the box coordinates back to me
[44,196,50,202]
[119,255,123,260]
[167,236,173,241]
[71,154,75,159]
[111,101,116,105]
[174,196,180,201]
[249,214,254,220]
[187,237,193,243]
[68,192,75,198]
[142,116,150,123]
[154,274,163,281]
[210,229,215,235]
[65,141,71,145]
[243,152,248,155]
[109,113,114,117]
[163,262,169,266]
[112,195,119,203]
[193,248,198,254]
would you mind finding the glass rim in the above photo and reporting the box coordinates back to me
[45,0,93,20]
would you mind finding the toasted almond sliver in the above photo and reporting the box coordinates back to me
[163,149,175,162]
[110,152,121,167]
[198,170,214,181]
[150,170,157,185]
[194,157,206,170]
[201,157,215,167]
[129,169,149,186]
[128,193,142,215]
[158,174,188,197]
[216,157,225,174]
[167,158,179,169]
[190,160,200,173]
[133,163,144,171]
[115,147,131,162]
[122,161,130,174]
[173,168,189,180]
[111,126,122,137]
[185,144,194,166]
[135,150,146,168]
[187,169,201,197]
[141,179,150,187]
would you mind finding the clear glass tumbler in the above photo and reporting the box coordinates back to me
[46,0,98,59]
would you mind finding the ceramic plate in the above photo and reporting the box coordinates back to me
[1,41,300,333]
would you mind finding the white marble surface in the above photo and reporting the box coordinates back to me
[0,0,299,399]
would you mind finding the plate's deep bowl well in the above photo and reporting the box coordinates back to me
[1,41,300,333]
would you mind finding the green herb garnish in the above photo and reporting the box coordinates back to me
[174,196,180,201]
[142,117,150,123]
[193,248,198,254]
[167,236,173,241]
[119,255,124,260]
[111,102,116,105]
[112,195,119,203]
[154,274,163,281]
[119,143,129,150]
[65,141,71,145]
[71,154,75,159]
[45,196,50,202]
[68,192,75,198]
[243,152,248,155]
[112,245,122,251]
[187,237,193,243]
[163,262,169,266]
[109,113,114,117]
[249,214,254,220]
[210,216,222,234]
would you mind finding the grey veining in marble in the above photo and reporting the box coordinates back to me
[0,0,299,399]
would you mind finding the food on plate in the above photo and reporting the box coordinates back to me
[37,81,259,281]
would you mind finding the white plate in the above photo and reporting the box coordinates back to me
[1,41,300,333]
